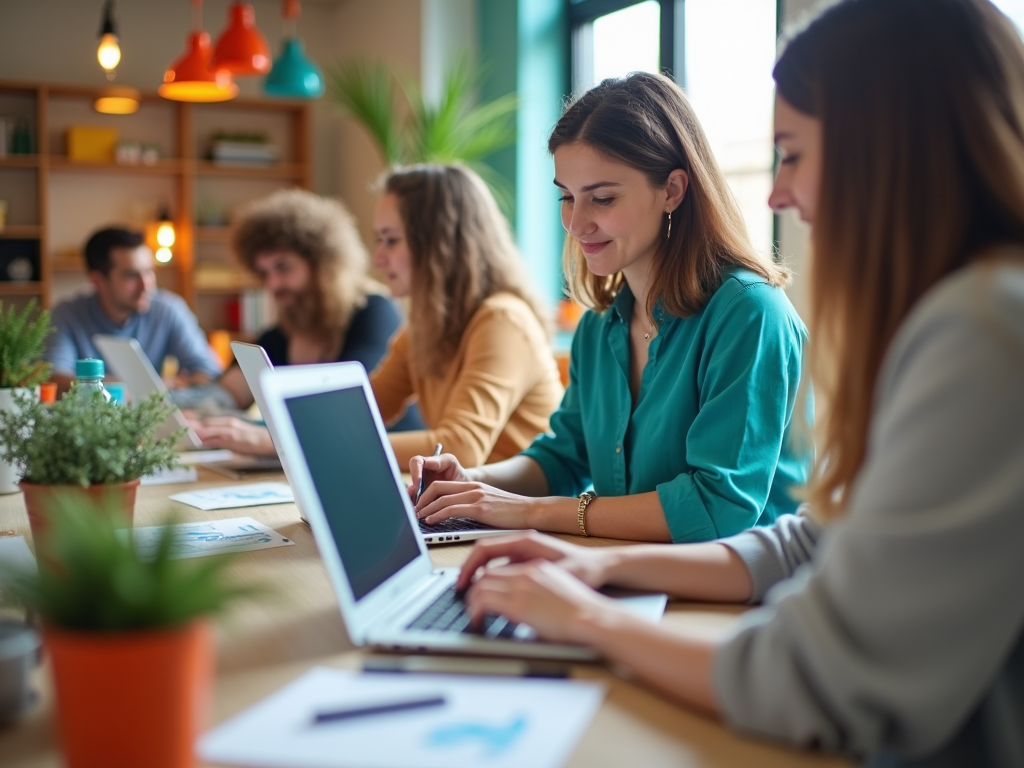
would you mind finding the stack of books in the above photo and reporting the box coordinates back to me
[211,141,279,167]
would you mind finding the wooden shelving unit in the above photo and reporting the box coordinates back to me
[0,79,311,338]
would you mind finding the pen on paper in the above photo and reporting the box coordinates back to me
[312,694,447,725]
[415,443,443,505]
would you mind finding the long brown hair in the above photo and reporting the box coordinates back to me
[233,189,380,352]
[380,164,548,378]
[775,0,1024,517]
[549,71,789,320]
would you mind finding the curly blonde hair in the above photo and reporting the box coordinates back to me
[232,189,380,349]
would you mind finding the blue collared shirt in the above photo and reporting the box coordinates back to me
[522,268,812,543]
[44,290,222,379]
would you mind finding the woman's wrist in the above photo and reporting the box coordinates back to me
[526,496,583,534]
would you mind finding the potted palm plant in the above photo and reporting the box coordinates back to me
[1,497,255,768]
[0,389,180,540]
[328,56,518,208]
[0,300,53,495]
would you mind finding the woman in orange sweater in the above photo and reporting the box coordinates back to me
[371,163,564,468]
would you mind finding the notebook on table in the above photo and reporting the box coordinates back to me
[259,362,667,660]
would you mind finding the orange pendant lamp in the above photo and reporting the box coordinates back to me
[159,0,238,102]
[213,2,271,75]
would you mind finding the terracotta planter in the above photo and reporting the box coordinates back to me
[44,620,213,768]
[20,479,140,544]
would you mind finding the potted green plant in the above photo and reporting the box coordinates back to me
[1,497,255,768]
[0,389,181,539]
[0,300,53,495]
[328,56,518,208]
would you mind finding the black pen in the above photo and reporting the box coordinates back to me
[415,443,443,505]
[312,694,446,725]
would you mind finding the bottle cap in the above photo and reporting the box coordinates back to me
[39,382,57,403]
[75,358,105,379]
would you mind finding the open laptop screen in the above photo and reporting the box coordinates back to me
[285,386,421,600]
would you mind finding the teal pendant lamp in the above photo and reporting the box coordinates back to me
[264,0,324,99]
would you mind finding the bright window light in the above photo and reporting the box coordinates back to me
[575,1,660,92]
[684,0,777,257]
[991,0,1024,34]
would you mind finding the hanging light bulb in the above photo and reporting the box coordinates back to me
[97,0,121,81]
[156,209,176,248]
[213,2,272,76]
[160,0,238,102]
[264,0,324,99]
[155,247,173,263]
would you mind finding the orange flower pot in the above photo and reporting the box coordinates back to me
[20,479,139,544]
[44,620,213,768]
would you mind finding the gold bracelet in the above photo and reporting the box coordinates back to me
[577,491,596,537]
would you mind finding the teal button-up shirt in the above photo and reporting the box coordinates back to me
[523,268,811,543]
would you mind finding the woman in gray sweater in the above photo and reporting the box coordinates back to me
[449,0,1024,765]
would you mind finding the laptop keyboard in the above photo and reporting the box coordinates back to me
[418,517,498,534]
[406,585,520,639]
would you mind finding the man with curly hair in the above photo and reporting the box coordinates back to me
[195,189,420,453]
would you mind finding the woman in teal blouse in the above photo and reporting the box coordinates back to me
[411,72,811,543]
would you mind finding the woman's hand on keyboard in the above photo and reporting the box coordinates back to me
[465,559,620,644]
[455,532,611,592]
[414,479,535,529]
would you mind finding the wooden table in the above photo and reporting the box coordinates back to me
[0,472,852,768]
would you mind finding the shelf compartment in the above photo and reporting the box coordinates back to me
[195,161,305,180]
[0,225,41,238]
[0,155,40,168]
[196,226,232,242]
[48,157,184,175]
[0,281,43,295]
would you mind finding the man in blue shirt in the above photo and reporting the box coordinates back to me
[44,227,222,393]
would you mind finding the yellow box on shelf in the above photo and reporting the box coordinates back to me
[66,126,119,162]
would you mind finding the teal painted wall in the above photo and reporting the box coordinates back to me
[477,0,568,306]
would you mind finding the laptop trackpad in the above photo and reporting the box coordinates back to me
[602,587,668,622]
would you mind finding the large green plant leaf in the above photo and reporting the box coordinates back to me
[328,59,404,164]
[328,56,518,169]
[0,300,53,389]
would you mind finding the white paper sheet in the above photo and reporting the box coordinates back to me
[177,449,236,465]
[169,482,293,511]
[130,516,294,560]
[199,667,605,768]
[140,465,199,485]
[0,536,36,580]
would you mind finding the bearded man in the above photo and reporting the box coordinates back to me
[198,189,421,452]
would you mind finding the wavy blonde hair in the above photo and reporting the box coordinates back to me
[775,0,1024,517]
[548,72,789,320]
[380,164,548,378]
[232,189,381,352]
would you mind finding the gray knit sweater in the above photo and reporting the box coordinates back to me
[713,258,1024,767]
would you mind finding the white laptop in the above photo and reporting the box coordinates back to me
[92,335,202,450]
[236,342,513,545]
[93,335,281,474]
[259,362,667,660]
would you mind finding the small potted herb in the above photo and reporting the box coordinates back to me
[2,498,255,768]
[0,300,53,495]
[0,389,181,540]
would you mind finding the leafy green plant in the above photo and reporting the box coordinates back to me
[1,497,257,631]
[328,57,517,201]
[0,390,181,486]
[0,299,53,389]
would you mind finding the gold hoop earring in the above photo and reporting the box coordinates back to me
[666,211,672,240]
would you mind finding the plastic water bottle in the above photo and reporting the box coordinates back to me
[74,359,112,403]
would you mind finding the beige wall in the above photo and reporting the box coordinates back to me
[0,0,421,246]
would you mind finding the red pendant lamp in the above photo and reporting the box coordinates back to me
[159,0,238,102]
[213,2,271,75]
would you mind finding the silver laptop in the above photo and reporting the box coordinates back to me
[92,335,202,450]
[237,342,512,546]
[93,335,281,474]
[259,362,667,660]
